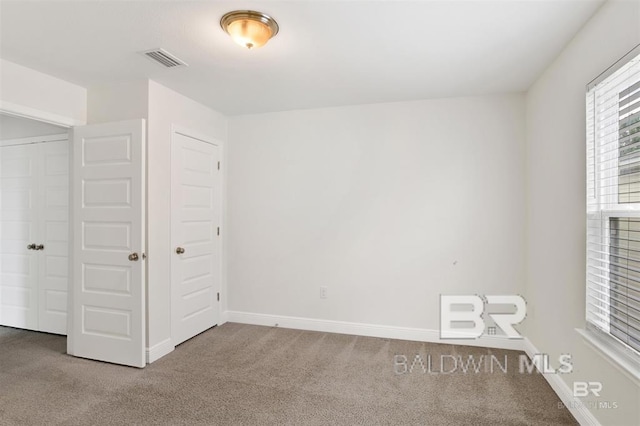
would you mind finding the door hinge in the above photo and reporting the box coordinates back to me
[217,227,220,236]
[217,161,220,170]
[217,292,220,302]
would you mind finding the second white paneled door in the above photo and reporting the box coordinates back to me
[171,130,221,346]
[38,140,70,334]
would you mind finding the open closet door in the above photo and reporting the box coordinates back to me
[69,119,146,368]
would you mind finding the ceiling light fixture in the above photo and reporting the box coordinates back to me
[220,10,279,50]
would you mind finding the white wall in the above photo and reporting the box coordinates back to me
[525,1,640,424]
[147,80,227,351]
[0,114,67,140]
[227,94,526,333]
[0,59,86,126]
[87,81,149,124]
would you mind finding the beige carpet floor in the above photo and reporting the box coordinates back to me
[0,323,577,425]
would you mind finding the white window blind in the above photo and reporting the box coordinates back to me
[587,45,640,357]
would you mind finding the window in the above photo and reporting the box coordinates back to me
[586,45,640,365]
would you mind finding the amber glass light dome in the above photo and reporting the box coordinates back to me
[220,11,279,49]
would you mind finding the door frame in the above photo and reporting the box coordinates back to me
[0,102,84,128]
[0,133,69,148]
[169,125,225,337]
[0,105,84,347]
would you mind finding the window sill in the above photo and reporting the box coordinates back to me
[576,328,640,386]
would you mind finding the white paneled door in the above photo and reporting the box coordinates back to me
[70,119,146,368]
[171,130,221,346]
[0,143,39,330]
[0,137,69,334]
[38,140,70,333]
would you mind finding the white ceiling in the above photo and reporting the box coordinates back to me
[0,0,604,115]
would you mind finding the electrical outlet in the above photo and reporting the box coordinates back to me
[320,286,328,299]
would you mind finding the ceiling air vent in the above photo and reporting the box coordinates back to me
[141,48,188,68]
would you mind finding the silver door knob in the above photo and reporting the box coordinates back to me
[35,244,44,251]
[128,253,139,261]
[27,243,36,250]
[176,247,185,254]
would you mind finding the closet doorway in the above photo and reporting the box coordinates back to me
[0,114,70,335]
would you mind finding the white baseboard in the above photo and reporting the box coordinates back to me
[146,338,174,364]
[219,310,229,326]
[225,310,525,351]
[522,338,601,426]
